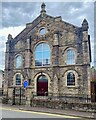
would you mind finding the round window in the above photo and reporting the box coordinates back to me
[39,28,46,35]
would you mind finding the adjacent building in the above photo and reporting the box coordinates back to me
[91,67,96,102]
[0,70,4,95]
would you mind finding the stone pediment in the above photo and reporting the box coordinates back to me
[13,13,79,43]
[13,14,54,41]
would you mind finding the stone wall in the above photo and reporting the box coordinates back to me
[30,99,96,112]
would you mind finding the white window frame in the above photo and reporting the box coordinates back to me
[66,48,76,65]
[15,54,23,68]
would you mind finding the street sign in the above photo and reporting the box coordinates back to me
[23,80,28,88]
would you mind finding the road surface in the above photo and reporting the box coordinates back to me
[0,107,82,119]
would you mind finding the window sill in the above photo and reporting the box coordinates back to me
[67,86,78,89]
[34,65,51,68]
[12,85,22,87]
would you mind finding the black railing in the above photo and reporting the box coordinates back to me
[2,91,96,105]
[31,92,92,103]
[0,89,3,96]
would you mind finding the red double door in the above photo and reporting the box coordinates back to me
[37,76,48,96]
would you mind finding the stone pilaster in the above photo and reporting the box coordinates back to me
[53,33,59,46]
[52,32,60,66]
[25,86,32,106]
[8,87,13,98]
[7,87,14,104]
[87,67,91,96]
[53,74,59,97]
[5,41,10,70]
[25,38,31,68]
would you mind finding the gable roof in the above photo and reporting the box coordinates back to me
[13,14,55,41]
[13,13,79,42]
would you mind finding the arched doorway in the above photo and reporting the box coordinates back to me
[37,75,48,96]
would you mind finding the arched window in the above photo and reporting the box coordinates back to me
[35,43,50,66]
[67,72,75,86]
[16,55,22,68]
[66,49,75,65]
[37,75,48,96]
[39,28,46,35]
[15,74,21,85]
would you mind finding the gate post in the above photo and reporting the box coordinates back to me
[19,87,21,105]
[7,87,15,104]
[25,86,32,106]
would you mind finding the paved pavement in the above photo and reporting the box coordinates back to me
[1,103,96,119]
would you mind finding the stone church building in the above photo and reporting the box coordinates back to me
[4,3,91,104]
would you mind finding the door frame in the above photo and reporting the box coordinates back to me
[37,75,48,96]
[34,73,51,96]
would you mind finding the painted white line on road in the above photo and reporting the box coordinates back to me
[0,107,80,118]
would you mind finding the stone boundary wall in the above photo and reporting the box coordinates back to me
[1,97,96,113]
[31,99,96,112]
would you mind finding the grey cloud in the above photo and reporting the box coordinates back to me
[2,2,94,28]
[2,2,40,27]
[0,50,5,70]
[0,2,2,29]
[94,1,96,67]
[45,2,94,35]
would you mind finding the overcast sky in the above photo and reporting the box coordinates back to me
[0,1,95,70]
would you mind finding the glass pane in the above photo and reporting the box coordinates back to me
[38,75,48,82]
[16,55,22,68]
[66,49,75,65]
[43,43,50,51]
[39,28,46,35]
[35,52,42,59]
[43,59,50,66]
[35,43,50,66]
[16,74,21,79]
[16,81,21,85]
[16,74,21,85]
[67,72,75,86]
[35,44,42,51]
[35,59,42,66]
[43,51,50,59]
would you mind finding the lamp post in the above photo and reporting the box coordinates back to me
[12,87,15,105]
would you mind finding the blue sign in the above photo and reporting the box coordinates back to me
[24,80,28,88]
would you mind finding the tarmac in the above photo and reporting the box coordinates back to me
[1,103,96,119]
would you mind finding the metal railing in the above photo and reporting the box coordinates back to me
[31,92,92,103]
[2,91,96,105]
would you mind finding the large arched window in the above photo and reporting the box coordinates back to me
[67,72,75,86]
[16,55,23,68]
[35,43,50,66]
[15,74,21,85]
[37,75,48,96]
[66,49,75,65]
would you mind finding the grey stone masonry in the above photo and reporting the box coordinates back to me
[4,3,91,104]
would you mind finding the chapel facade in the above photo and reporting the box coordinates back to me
[4,3,91,103]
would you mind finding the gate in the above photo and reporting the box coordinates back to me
[12,87,26,105]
